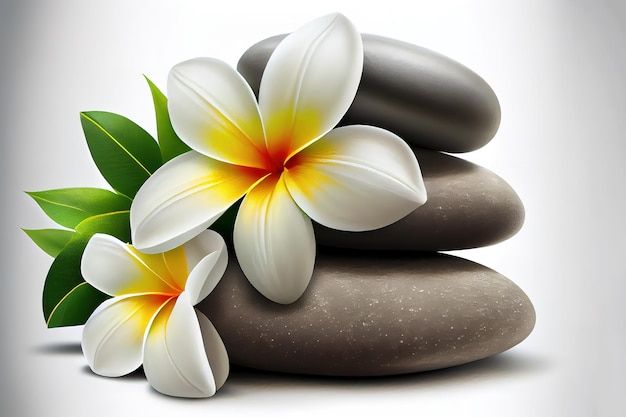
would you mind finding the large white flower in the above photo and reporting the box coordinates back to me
[130,13,427,304]
[80,230,229,398]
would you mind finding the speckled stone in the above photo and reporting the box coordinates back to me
[238,34,501,153]
[198,250,535,376]
[315,149,524,251]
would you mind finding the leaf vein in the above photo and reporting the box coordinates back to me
[46,281,90,325]
[81,113,154,176]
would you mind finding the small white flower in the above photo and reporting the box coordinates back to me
[80,230,229,398]
[130,13,427,304]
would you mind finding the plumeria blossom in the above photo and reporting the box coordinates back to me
[80,230,229,398]
[130,13,427,304]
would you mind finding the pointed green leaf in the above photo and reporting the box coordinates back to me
[46,282,110,328]
[145,76,191,162]
[80,111,162,198]
[23,228,75,257]
[27,188,131,228]
[43,210,130,327]
[43,235,92,326]
[74,210,131,242]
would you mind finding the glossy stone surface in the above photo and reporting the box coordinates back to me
[238,34,501,153]
[199,250,535,376]
[315,149,524,251]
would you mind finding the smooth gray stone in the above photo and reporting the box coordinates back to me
[315,149,524,251]
[199,250,535,376]
[238,34,501,153]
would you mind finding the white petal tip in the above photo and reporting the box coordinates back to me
[272,294,305,305]
[250,278,310,304]
[256,286,308,305]
[128,237,166,255]
[129,221,173,254]
[150,386,217,399]
[131,223,211,255]
[86,363,139,379]
[410,177,428,207]
[315,12,350,25]
[127,237,160,254]
[415,192,428,207]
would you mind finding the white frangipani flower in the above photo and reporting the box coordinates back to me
[80,230,229,398]
[130,13,427,304]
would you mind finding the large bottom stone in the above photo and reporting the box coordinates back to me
[199,250,535,376]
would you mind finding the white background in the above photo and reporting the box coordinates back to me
[1,1,625,416]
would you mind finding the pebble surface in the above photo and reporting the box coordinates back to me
[199,250,535,376]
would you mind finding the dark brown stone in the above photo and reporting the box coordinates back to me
[199,250,535,376]
[238,34,501,153]
[314,149,524,251]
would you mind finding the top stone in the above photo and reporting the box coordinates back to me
[238,34,501,153]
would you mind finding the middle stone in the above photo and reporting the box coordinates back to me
[315,148,524,251]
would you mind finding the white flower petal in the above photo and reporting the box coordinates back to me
[143,293,229,398]
[284,125,427,231]
[131,151,265,254]
[81,294,170,377]
[168,58,269,169]
[234,174,315,304]
[183,230,228,305]
[81,234,182,296]
[258,13,363,162]
[195,308,229,391]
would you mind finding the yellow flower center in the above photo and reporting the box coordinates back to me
[127,245,189,296]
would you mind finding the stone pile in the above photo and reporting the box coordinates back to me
[198,34,534,376]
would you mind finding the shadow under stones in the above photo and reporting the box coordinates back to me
[223,350,550,393]
[33,344,550,400]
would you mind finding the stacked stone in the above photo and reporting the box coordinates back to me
[198,34,534,376]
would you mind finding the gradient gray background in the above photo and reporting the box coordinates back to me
[1,0,625,415]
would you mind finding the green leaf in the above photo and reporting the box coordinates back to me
[80,111,162,198]
[145,76,191,162]
[43,236,94,326]
[43,210,130,327]
[74,210,131,242]
[26,188,131,228]
[23,228,75,257]
[46,282,110,328]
